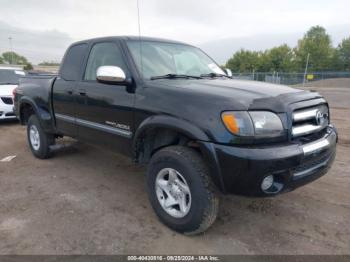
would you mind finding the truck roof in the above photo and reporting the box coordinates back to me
[71,36,188,46]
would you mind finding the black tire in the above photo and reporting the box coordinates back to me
[147,145,219,235]
[27,114,54,159]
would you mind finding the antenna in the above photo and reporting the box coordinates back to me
[137,0,144,77]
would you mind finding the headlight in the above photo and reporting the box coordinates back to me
[249,111,284,137]
[221,111,284,137]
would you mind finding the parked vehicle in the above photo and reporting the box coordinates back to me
[14,36,337,234]
[0,67,25,120]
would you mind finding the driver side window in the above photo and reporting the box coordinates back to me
[84,42,127,81]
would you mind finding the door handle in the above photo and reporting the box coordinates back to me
[65,88,73,95]
[78,89,86,96]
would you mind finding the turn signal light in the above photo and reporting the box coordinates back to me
[222,113,240,134]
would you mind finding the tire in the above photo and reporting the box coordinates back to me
[27,114,54,159]
[147,145,219,235]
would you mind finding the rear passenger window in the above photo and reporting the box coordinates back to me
[84,42,128,81]
[60,43,87,81]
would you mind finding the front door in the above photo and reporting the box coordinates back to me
[75,41,135,156]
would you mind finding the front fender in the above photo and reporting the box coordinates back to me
[133,115,210,147]
[133,115,226,192]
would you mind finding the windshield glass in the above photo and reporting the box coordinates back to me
[126,40,225,79]
[0,69,25,85]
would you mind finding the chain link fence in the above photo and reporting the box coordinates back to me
[231,72,350,87]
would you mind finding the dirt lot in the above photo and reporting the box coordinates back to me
[0,84,349,255]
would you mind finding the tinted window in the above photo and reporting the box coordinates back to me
[0,69,25,85]
[84,42,127,81]
[60,43,87,81]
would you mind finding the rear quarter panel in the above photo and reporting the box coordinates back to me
[16,75,57,132]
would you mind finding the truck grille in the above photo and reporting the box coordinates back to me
[292,104,329,138]
[1,97,13,105]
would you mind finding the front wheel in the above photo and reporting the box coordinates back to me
[146,146,219,235]
[27,115,54,159]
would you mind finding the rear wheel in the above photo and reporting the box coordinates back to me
[147,146,219,235]
[27,115,54,159]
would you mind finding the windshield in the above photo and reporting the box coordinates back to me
[0,69,25,85]
[126,40,225,79]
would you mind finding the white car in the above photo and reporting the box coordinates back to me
[0,67,25,120]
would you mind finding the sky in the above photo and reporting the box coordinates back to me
[0,0,349,64]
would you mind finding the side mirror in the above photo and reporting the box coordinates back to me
[96,66,126,83]
[225,68,233,78]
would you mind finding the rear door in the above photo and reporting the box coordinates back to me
[75,41,135,156]
[53,43,88,137]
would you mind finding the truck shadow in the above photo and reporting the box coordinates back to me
[49,139,84,157]
[0,119,19,126]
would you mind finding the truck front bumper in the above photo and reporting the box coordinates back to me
[201,126,337,196]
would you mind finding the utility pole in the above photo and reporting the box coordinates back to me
[8,37,13,65]
[303,53,310,87]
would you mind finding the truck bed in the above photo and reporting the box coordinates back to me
[18,74,56,102]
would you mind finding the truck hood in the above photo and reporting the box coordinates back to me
[0,84,17,96]
[151,79,322,112]
[159,78,299,97]
[142,78,325,144]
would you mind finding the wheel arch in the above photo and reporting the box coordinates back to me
[133,115,209,161]
[19,97,54,133]
[133,115,226,192]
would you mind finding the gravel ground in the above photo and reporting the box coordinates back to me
[0,85,349,255]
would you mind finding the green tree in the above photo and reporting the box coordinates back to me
[260,44,297,72]
[38,61,60,66]
[337,37,350,71]
[295,26,333,71]
[225,49,261,72]
[2,51,29,65]
[24,63,33,70]
[1,51,33,71]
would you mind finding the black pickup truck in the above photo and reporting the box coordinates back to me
[14,36,337,234]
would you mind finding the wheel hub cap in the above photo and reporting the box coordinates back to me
[155,168,192,218]
[29,125,40,151]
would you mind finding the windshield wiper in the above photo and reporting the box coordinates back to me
[150,74,202,80]
[200,73,230,79]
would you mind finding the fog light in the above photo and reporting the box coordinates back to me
[261,175,274,191]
